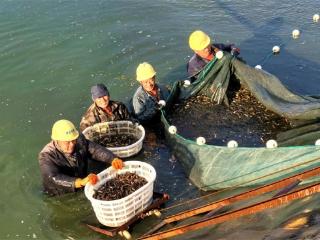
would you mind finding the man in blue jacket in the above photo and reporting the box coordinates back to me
[132,62,169,124]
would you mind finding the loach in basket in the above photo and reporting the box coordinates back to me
[84,161,156,227]
[82,121,145,158]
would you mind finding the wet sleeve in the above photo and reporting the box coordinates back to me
[79,118,89,132]
[132,95,158,122]
[87,140,116,164]
[187,61,199,79]
[79,113,93,132]
[79,107,98,132]
[119,103,131,120]
[39,153,77,191]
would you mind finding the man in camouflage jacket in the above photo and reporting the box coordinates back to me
[80,83,131,132]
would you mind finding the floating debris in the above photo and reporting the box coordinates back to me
[98,134,138,148]
[93,172,147,201]
[167,87,292,147]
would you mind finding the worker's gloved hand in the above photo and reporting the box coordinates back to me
[157,100,166,110]
[88,173,99,185]
[75,173,98,188]
[231,47,240,56]
[131,118,140,126]
[112,158,124,170]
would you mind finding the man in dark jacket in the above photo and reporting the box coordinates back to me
[187,30,240,81]
[38,119,124,196]
[80,83,131,132]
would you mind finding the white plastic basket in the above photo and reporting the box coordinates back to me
[84,161,156,227]
[82,121,145,158]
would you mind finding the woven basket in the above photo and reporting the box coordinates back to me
[82,121,145,158]
[84,161,156,227]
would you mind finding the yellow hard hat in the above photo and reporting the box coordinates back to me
[136,62,156,82]
[51,119,79,141]
[189,30,211,51]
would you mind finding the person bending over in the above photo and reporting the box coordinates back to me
[187,30,240,81]
[38,119,124,196]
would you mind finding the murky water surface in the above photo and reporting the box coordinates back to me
[0,0,320,239]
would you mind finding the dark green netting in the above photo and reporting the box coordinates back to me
[161,53,320,190]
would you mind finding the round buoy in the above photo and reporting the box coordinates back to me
[118,230,132,240]
[255,65,262,69]
[158,100,166,107]
[315,139,320,146]
[216,51,224,59]
[196,137,206,145]
[227,140,238,148]
[153,210,162,217]
[184,79,191,87]
[292,29,300,39]
[168,125,177,135]
[272,46,280,54]
[313,14,320,23]
[266,139,278,148]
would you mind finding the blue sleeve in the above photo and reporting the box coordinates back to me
[133,95,158,122]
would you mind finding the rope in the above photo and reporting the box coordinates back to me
[160,155,320,212]
[160,18,320,212]
[257,19,318,67]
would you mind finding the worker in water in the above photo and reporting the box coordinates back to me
[132,62,169,124]
[80,83,132,132]
[187,30,240,81]
[38,119,124,196]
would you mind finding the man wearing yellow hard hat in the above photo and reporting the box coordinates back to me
[132,62,169,123]
[80,83,132,132]
[187,30,240,81]
[38,119,124,196]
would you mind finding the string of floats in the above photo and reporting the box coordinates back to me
[164,13,320,149]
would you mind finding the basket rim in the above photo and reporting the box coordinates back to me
[82,121,145,150]
[84,161,156,204]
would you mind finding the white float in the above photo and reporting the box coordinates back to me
[272,46,280,54]
[292,29,300,39]
[313,14,320,23]
[266,139,278,148]
[255,65,262,69]
[216,51,224,59]
[315,139,320,146]
[158,100,166,107]
[196,137,206,145]
[168,125,177,135]
[227,140,238,148]
[183,79,191,87]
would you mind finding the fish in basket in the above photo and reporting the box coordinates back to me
[84,161,156,228]
[82,121,145,158]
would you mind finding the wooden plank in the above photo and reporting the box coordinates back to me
[139,183,320,240]
[86,223,115,237]
[84,192,169,237]
[140,167,320,238]
[163,166,320,224]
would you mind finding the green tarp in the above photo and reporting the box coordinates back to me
[161,53,320,190]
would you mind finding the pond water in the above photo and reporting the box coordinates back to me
[0,0,320,239]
